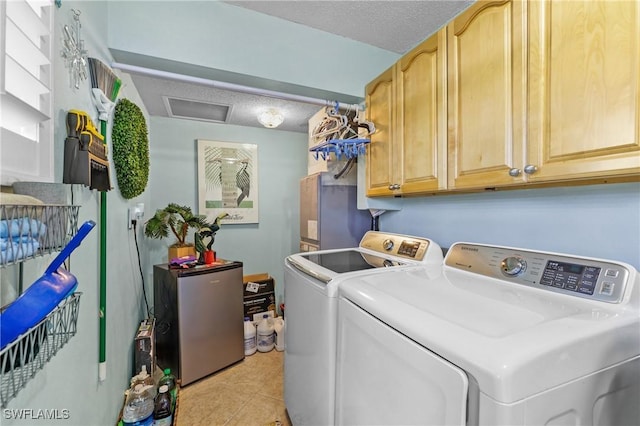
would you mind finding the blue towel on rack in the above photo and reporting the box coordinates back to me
[0,218,46,239]
[0,237,40,264]
[0,236,35,250]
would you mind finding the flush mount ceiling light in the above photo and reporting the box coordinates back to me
[257,108,284,128]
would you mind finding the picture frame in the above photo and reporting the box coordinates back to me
[197,139,259,224]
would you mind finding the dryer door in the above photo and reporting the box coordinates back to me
[336,297,469,426]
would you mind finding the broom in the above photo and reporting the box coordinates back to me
[87,57,122,102]
[87,57,121,382]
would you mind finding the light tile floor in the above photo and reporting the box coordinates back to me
[176,350,291,426]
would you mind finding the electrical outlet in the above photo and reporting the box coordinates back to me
[127,208,134,229]
[128,203,145,229]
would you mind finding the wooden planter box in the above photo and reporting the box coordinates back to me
[168,245,196,261]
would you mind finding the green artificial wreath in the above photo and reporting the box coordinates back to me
[112,98,150,199]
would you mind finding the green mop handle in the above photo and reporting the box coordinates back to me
[99,119,107,381]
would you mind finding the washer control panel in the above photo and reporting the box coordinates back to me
[359,231,435,263]
[445,243,633,303]
[501,256,527,276]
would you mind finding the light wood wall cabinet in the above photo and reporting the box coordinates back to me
[527,0,640,182]
[447,0,526,190]
[366,30,447,197]
[366,66,396,196]
[365,0,639,197]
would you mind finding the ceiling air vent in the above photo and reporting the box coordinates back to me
[163,96,231,123]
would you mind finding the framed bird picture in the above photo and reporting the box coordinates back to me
[197,139,259,224]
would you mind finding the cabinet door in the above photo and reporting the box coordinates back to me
[397,29,448,194]
[528,0,640,182]
[447,0,526,189]
[366,66,397,196]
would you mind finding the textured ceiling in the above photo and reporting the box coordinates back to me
[132,74,323,132]
[125,1,474,133]
[226,1,473,54]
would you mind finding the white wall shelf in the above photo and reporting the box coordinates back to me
[1,0,54,185]
[5,52,50,111]
[5,0,49,44]
[2,91,50,135]
[5,15,50,78]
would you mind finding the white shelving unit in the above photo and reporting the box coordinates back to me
[0,0,54,185]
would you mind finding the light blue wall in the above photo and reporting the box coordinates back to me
[4,2,152,424]
[106,1,398,97]
[6,2,639,425]
[379,183,640,269]
[7,3,308,421]
[146,117,307,306]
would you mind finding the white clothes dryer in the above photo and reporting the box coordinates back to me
[284,231,444,425]
[336,242,640,425]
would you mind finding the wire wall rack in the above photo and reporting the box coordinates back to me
[0,204,80,267]
[0,292,82,408]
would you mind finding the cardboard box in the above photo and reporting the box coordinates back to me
[243,274,276,322]
[134,318,156,376]
[243,273,275,296]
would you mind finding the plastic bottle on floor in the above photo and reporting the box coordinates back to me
[256,314,274,352]
[122,384,154,426]
[244,317,257,355]
[274,317,285,352]
[131,365,156,398]
[158,368,177,409]
[153,384,173,426]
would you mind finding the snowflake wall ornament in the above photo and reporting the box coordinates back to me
[61,9,88,89]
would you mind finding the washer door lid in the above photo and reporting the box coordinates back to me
[336,298,468,425]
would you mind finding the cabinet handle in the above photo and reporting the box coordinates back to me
[508,168,521,177]
[388,184,400,190]
[524,165,538,175]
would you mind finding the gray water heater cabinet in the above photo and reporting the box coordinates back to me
[299,172,371,252]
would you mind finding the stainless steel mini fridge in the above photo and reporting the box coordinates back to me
[153,261,244,385]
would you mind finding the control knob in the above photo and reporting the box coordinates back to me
[501,256,527,276]
[382,239,394,251]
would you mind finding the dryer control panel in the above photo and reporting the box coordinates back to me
[445,243,634,303]
[359,231,440,264]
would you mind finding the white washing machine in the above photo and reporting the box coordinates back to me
[284,231,444,425]
[336,242,640,425]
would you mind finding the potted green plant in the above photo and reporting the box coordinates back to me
[144,203,207,260]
